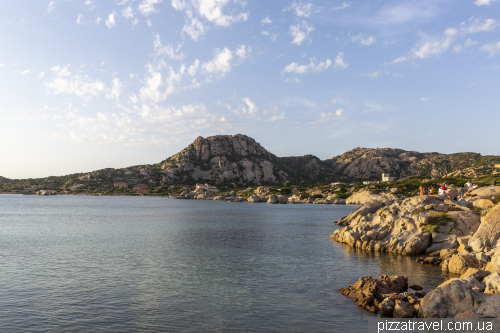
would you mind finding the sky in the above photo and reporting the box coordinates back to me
[1,0,500,179]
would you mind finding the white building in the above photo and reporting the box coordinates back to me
[363,181,376,185]
[330,182,345,186]
[196,183,219,192]
[382,173,396,182]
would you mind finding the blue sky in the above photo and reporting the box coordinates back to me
[1,0,500,178]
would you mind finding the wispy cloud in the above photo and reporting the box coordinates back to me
[283,58,332,74]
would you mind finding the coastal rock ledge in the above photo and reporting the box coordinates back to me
[335,190,500,318]
[331,195,480,255]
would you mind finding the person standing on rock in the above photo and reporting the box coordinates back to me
[429,185,434,195]
[419,186,424,196]
[466,180,472,188]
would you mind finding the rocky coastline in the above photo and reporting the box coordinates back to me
[333,186,500,318]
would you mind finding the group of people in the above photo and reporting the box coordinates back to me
[418,180,481,201]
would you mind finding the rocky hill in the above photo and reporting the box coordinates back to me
[157,134,289,186]
[325,148,499,181]
[2,134,499,188]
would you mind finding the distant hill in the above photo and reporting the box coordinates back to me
[2,134,499,190]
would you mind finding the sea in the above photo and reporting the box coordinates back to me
[0,194,448,332]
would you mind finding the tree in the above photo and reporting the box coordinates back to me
[284,181,291,187]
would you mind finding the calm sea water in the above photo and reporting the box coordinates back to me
[0,194,447,332]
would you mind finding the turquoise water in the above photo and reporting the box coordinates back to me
[0,194,447,332]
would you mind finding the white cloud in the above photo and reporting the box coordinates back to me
[393,17,498,62]
[188,59,200,76]
[284,78,301,83]
[261,31,278,42]
[284,2,317,18]
[194,0,249,27]
[153,33,185,60]
[44,77,106,97]
[334,52,349,69]
[38,71,44,78]
[473,0,498,6]
[413,36,454,59]
[391,56,409,64]
[465,38,478,47]
[122,6,134,19]
[139,71,163,102]
[242,97,257,115]
[21,69,31,75]
[266,111,286,121]
[138,0,162,16]
[51,64,71,77]
[311,110,344,124]
[95,17,102,25]
[289,21,314,45]
[106,11,117,28]
[202,48,233,77]
[445,18,499,36]
[0,64,5,68]
[85,0,94,5]
[420,97,429,101]
[47,1,55,13]
[171,0,186,10]
[182,10,205,40]
[132,18,139,25]
[105,77,123,99]
[331,2,351,11]
[261,16,272,25]
[77,14,84,25]
[147,19,152,27]
[283,58,332,74]
[480,41,500,56]
[351,34,376,46]
[129,93,138,103]
[236,45,251,60]
[354,71,381,79]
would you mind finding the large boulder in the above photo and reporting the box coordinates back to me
[444,253,480,275]
[339,274,408,313]
[393,300,416,318]
[247,195,263,203]
[345,189,395,205]
[469,204,500,247]
[419,279,481,318]
[335,202,384,226]
[277,195,288,204]
[419,275,500,318]
[484,272,500,294]
[473,199,495,209]
[36,190,56,195]
[485,248,500,273]
[469,186,500,201]
[267,195,278,204]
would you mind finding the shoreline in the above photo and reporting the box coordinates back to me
[332,187,500,318]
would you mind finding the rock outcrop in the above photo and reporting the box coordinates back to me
[331,195,480,255]
[339,275,408,313]
[159,135,289,186]
[469,203,500,247]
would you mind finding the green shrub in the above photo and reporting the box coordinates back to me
[311,194,323,199]
[412,208,425,215]
[481,207,492,217]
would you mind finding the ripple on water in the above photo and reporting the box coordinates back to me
[0,195,447,332]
